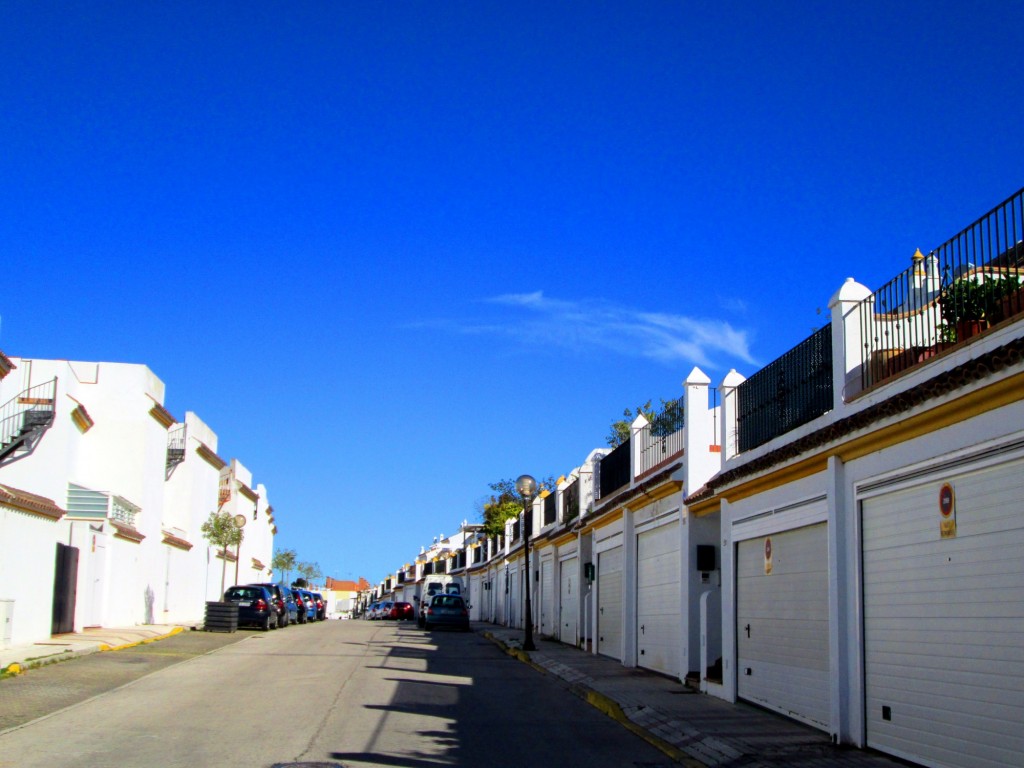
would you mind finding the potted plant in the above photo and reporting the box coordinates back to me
[939,278,988,341]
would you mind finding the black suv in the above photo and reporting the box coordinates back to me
[248,582,297,627]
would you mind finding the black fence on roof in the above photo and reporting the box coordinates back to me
[543,492,556,526]
[599,438,631,498]
[563,480,580,522]
[737,324,833,453]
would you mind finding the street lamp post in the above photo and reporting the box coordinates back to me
[515,474,537,652]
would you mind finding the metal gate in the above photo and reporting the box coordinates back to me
[51,542,79,635]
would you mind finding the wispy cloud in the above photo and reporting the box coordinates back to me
[434,291,756,370]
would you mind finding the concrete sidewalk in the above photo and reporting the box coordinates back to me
[478,623,906,768]
[0,625,184,675]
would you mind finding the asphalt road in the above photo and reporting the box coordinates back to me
[0,620,672,768]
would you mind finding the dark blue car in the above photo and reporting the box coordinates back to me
[296,588,317,622]
[224,585,278,631]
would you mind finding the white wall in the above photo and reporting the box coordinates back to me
[0,504,60,646]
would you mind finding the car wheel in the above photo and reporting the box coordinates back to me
[262,615,271,631]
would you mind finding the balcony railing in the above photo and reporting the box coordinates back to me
[562,480,579,523]
[737,324,833,453]
[636,420,685,477]
[542,492,556,526]
[858,187,1024,389]
[598,438,631,498]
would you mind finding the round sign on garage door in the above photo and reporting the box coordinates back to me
[939,482,956,539]
[764,536,773,575]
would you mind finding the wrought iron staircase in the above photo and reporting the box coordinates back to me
[0,378,57,464]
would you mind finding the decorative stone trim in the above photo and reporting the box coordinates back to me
[111,520,145,543]
[0,483,64,521]
[161,531,194,551]
[251,558,266,571]
[70,403,95,433]
[216,547,238,562]
[148,401,177,428]
[0,350,14,380]
[195,443,227,470]
[238,483,259,503]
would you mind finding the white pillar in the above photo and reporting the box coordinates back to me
[829,277,873,404]
[718,369,746,463]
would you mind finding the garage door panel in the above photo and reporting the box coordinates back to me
[737,522,829,730]
[636,522,680,677]
[597,546,622,660]
[560,557,578,644]
[863,457,1024,768]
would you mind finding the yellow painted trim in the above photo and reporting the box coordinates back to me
[548,530,578,547]
[626,481,683,509]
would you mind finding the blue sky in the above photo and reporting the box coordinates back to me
[2,2,1023,585]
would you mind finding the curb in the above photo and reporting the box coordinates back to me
[481,631,705,767]
[99,626,184,653]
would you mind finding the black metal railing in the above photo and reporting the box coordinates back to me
[737,325,833,453]
[562,479,580,522]
[543,492,556,526]
[423,561,434,575]
[858,187,1024,389]
[599,438,631,498]
[165,422,187,476]
[0,378,57,461]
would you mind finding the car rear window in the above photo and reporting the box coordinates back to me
[226,587,261,601]
[432,595,463,607]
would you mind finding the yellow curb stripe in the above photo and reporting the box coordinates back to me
[98,626,185,653]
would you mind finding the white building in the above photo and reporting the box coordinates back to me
[0,355,276,644]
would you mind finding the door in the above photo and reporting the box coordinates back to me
[559,557,578,645]
[862,460,1024,768]
[51,543,79,635]
[636,522,681,676]
[540,558,554,635]
[509,564,519,628]
[597,546,623,660]
[736,522,829,730]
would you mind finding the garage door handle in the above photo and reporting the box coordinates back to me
[600,607,604,614]
[640,624,645,634]
[745,624,751,638]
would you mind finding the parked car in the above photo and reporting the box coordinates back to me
[377,601,394,620]
[384,601,414,620]
[312,591,327,621]
[249,582,297,627]
[289,588,308,624]
[223,585,278,631]
[297,589,317,622]
[365,602,380,620]
[422,594,469,631]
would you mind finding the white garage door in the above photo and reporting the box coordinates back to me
[540,558,555,636]
[559,557,578,645]
[597,546,623,660]
[736,522,829,730]
[636,522,681,677]
[468,574,482,621]
[862,459,1024,768]
[509,564,520,628]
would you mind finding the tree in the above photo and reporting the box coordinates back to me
[272,548,297,584]
[297,561,322,588]
[480,476,556,537]
[201,511,244,596]
[606,397,684,446]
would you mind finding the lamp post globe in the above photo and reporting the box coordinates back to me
[516,474,538,651]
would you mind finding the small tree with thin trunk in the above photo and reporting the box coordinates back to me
[272,548,297,585]
[201,511,244,597]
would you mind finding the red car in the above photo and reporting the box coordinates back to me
[386,602,415,620]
